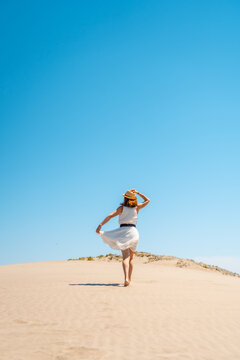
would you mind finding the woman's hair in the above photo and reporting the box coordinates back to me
[121,197,138,208]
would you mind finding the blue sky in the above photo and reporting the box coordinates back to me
[1,1,240,272]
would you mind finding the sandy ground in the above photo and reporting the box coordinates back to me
[0,258,240,360]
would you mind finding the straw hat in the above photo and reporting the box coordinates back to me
[122,190,137,200]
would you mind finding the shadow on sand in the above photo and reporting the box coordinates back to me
[69,283,121,287]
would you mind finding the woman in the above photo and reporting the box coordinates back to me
[96,189,150,286]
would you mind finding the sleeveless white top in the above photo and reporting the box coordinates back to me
[119,206,138,225]
[100,205,139,251]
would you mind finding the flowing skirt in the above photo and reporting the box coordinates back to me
[100,226,139,252]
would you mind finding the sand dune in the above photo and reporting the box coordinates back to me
[0,254,240,360]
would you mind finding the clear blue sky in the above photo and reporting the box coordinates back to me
[1,1,240,272]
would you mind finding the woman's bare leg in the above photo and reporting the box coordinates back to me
[129,249,134,282]
[121,249,130,286]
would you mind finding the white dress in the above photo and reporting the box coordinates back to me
[100,206,139,252]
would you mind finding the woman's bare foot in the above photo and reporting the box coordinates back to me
[124,280,130,287]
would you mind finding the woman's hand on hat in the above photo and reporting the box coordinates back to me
[130,189,138,194]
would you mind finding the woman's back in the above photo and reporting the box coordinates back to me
[119,206,138,225]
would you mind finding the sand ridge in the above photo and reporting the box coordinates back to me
[70,251,240,278]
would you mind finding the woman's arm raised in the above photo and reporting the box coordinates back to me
[96,206,123,234]
[130,189,150,210]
